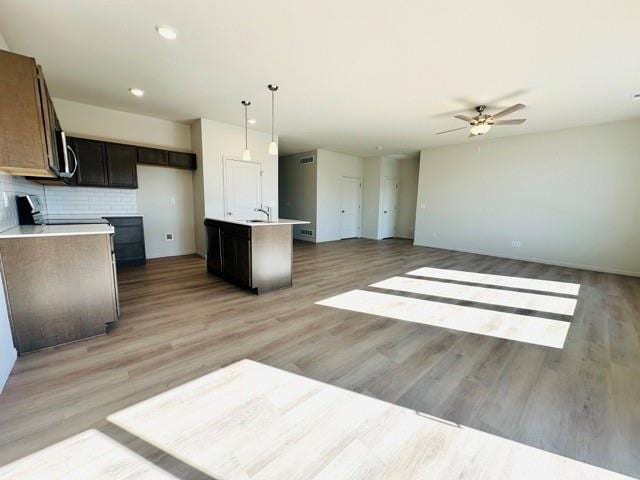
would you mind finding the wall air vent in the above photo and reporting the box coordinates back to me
[299,157,314,165]
[299,229,313,236]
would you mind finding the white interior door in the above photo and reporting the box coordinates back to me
[224,158,262,220]
[340,177,361,239]
[381,177,399,238]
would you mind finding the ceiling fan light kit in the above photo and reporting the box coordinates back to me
[437,103,527,137]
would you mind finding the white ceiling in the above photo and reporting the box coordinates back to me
[1,0,639,157]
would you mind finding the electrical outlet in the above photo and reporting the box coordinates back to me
[165,233,174,241]
[2,192,8,208]
[511,240,522,248]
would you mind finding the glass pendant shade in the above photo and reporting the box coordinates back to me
[268,141,278,156]
[242,149,252,161]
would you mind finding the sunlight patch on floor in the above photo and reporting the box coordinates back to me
[372,276,578,315]
[408,267,581,295]
[317,289,570,348]
[0,429,177,479]
[107,359,632,479]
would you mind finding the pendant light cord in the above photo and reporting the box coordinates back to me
[271,90,275,142]
[245,103,248,150]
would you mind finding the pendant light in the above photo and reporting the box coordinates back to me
[241,100,251,161]
[267,84,279,156]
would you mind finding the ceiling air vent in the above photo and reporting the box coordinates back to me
[299,157,314,165]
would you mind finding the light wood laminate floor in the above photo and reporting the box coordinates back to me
[1,239,639,478]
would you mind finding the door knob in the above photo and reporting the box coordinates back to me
[228,212,232,215]
[341,210,345,213]
[384,210,388,213]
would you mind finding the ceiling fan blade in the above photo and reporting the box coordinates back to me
[454,114,473,122]
[493,118,526,125]
[436,126,468,135]
[491,103,526,119]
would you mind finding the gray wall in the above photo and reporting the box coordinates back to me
[316,149,363,242]
[414,118,640,276]
[279,151,317,242]
[362,155,419,240]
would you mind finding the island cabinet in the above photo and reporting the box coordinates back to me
[204,219,294,294]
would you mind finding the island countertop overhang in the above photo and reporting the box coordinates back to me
[204,217,310,227]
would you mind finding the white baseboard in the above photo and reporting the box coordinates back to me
[0,347,17,394]
[146,250,197,260]
[293,236,315,243]
[413,241,640,278]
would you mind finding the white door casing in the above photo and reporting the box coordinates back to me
[340,176,361,239]
[381,177,399,238]
[223,158,262,220]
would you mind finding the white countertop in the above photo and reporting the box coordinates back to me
[0,224,115,239]
[205,217,310,227]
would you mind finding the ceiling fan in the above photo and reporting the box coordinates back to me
[437,104,526,137]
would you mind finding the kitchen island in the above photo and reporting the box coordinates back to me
[0,224,119,354]
[204,218,309,294]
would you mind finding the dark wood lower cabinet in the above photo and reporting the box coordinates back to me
[222,233,251,286]
[104,216,146,267]
[205,222,223,274]
[204,219,293,294]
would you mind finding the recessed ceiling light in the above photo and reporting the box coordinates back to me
[248,118,257,125]
[155,24,178,40]
[129,88,145,97]
[376,146,382,151]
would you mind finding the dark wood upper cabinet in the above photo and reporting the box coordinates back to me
[106,143,137,188]
[168,151,197,170]
[137,147,168,166]
[73,138,108,186]
[63,136,195,189]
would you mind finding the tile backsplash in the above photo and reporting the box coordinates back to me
[0,174,45,231]
[0,173,138,232]
[44,186,137,218]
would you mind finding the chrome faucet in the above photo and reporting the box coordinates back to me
[254,206,272,221]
